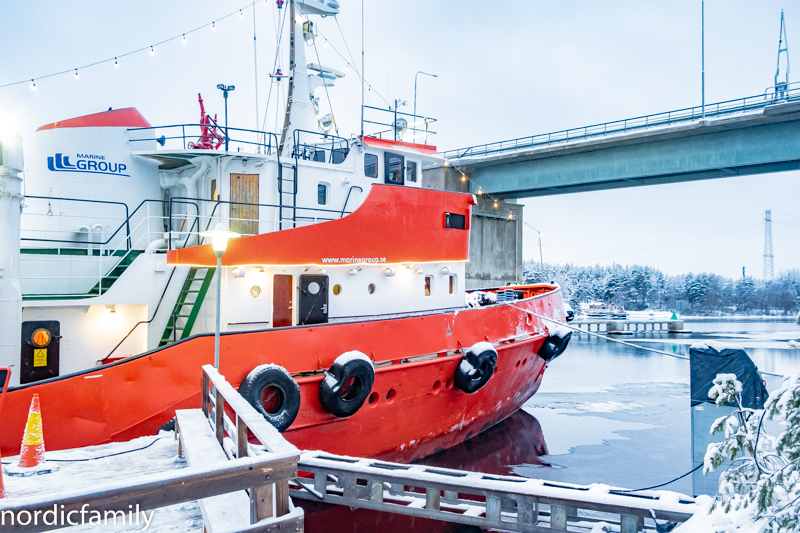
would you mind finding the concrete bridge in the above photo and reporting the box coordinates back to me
[437,90,800,199]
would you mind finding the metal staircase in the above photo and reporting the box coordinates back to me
[278,163,297,229]
[88,250,143,296]
[159,267,216,346]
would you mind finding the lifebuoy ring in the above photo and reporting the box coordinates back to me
[538,327,572,362]
[319,351,375,417]
[239,364,301,432]
[453,342,497,394]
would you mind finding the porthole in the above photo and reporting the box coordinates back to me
[368,283,375,294]
[368,392,378,405]
[333,284,342,295]
[250,285,262,299]
[308,281,320,295]
[386,389,396,402]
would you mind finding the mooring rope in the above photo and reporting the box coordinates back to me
[502,302,784,378]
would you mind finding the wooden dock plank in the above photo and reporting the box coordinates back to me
[176,409,253,532]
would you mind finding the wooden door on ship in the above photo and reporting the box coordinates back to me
[229,174,259,235]
[273,274,293,328]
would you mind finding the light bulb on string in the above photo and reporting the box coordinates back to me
[114,57,118,67]
[493,200,498,209]
[183,34,186,43]
[240,9,243,17]
[477,187,482,195]
[324,39,328,47]
[30,79,35,90]
[74,69,78,79]
[150,45,154,55]
[460,173,466,182]
[346,64,350,71]
[212,21,216,30]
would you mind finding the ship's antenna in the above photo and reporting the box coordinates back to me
[252,0,260,153]
[360,0,364,138]
[775,9,790,89]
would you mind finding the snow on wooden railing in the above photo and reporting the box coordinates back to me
[198,364,300,525]
[0,454,299,533]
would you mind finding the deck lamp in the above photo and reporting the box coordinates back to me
[200,223,241,369]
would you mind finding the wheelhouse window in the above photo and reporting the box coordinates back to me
[406,161,417,183]
[364,154,378,178]
[317,183,328,205]
[385,152,404,185]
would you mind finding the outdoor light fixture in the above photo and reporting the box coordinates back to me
[114,57,118,67]
[217,84,236,151]
[74,69,78,79]
[30,80,35,90]
[199,223,241,369]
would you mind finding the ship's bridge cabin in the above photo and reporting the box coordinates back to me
[14,107,468,385]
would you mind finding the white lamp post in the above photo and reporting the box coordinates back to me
[523,222,545,283]
[200,223,240,369]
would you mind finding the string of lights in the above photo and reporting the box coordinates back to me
[445,161,515,221]
[1,2,261,90]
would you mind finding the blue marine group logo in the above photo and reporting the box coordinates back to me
[47,153,129,177]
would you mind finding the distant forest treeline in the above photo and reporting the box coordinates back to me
[523,261,800,315]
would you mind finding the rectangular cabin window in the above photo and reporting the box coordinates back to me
[406,161,417,182]
[424,276,432,296]
[211,179,218,201]
[364,154,378,178]
[449,275,456,294]
[445,213,467,230]
[384,152,404,185]
[318,183,328,205]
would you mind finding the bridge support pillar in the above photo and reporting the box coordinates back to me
[423,166,523,289]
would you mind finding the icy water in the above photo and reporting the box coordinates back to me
[417,319,800,496]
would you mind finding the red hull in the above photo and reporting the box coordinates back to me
[0,287,565,460]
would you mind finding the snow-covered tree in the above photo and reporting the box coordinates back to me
[704,373,800,532]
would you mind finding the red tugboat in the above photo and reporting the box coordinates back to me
[0,0,570,461]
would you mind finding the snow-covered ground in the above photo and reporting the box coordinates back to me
[2,433,203,532]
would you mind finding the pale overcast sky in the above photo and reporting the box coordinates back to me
[0,1,798,279]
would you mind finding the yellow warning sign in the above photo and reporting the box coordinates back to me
[33,349,47,368]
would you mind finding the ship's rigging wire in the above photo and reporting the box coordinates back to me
[261,1,289,141]
[0,3,256,89]
[502,302,784,378]
[252,0,261,150]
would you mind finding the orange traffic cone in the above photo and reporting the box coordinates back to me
[18,394,45,468]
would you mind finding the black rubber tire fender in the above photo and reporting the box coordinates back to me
[319,351,375,418]
[453,342,498,394]
[538,329,572,362]
[239,364,301,432]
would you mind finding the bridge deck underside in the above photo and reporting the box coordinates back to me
[466,104,800,199]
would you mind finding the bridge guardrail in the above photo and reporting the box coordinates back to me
[442,85,800,160]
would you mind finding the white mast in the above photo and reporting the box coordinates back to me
[278,0,341,156]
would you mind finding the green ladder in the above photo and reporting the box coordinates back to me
[159,267,216,346]
[89,250,143,295]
